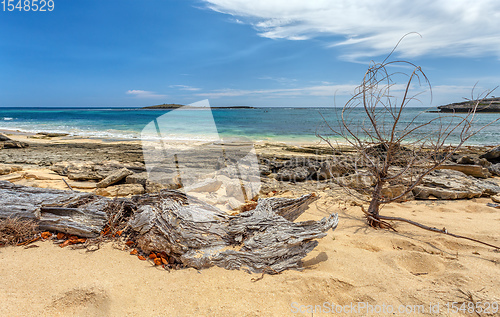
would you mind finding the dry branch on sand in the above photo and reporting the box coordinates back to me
[318,39,499,229]
[317,37,500,251]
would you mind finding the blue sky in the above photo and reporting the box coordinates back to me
[1,0,499,107]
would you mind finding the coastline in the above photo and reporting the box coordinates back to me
[3,107,500,147]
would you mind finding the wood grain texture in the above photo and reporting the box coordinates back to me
[0,181,338,272]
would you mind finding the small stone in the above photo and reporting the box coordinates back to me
[41,232,52,239]
[130,249,138,255]
[492,195,500,203]
[137,255,146,261]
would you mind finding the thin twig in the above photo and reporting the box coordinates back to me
[62,178,73,191]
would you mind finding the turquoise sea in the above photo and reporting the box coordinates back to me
[0,107,499,145]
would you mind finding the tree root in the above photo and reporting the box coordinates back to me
[358,205,500,250]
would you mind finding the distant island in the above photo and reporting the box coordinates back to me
[437,97,500,113]
[143,104,254,109]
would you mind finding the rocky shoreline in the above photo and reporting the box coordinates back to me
[1,133,500,206]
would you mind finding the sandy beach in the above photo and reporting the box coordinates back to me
[1,133,499,316]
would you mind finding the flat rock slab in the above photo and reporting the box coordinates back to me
[96,168,133,188]
[0,164,23,175]
[437,164,491,178]
[413,169,500,200]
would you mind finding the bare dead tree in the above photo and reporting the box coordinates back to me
[318,43,499,230]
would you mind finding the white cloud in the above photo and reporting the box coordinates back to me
[259,76,297,84]
[169,85,201,91]
[196,84,359,98]
[203,0,500,59]
[126,90,166,99]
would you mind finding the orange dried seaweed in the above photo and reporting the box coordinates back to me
[153,258,163,266]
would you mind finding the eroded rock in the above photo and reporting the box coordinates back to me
[96,168,133,188]
[0,164,23,175]
[480,146,500,163]
[488,163,500,176]
[413,169,500,200]
[436,164,491,178]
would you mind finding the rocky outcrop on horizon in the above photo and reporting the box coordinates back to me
[437,97,500,112]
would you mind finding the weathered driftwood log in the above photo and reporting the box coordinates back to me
[128,191,338,273]
[0,181,108,237]
[0,181,338,272]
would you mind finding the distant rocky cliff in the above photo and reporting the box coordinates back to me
[438,97,500,112]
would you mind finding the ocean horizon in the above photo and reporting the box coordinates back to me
[1,107,499,145]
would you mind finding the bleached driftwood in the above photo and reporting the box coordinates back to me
[0,181,108,237]
[128,191,338,273]
[0,181,338,272]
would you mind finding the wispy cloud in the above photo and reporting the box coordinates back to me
[202,0,500,59]
[259,76,297,84]
[126,90,166,99]
[198,83,479,102]
[169,85,201,91]
[196,84,359,98]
